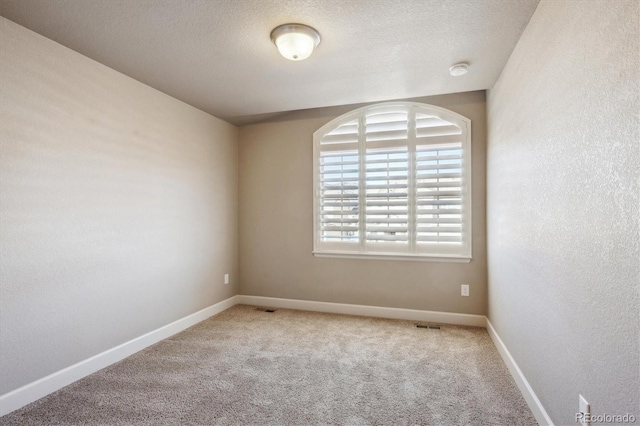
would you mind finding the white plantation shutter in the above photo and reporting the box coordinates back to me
[365,109,409,246]
[318,119,360,244]
[314,102,471,260]
[414,113,466,251]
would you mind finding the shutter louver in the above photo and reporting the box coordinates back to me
[319,119,359,243]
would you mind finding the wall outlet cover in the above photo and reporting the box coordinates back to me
[224,274,229,285]
[461,284,470,296]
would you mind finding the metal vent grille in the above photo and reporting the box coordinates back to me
[416,323,441,329]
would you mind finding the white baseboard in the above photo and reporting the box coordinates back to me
[1,293,551,426]
[236,295,486,327]
[0,295,239,417]
[486,319,553,426]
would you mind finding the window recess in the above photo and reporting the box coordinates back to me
[313,102,472,261]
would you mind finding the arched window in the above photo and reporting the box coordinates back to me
[313,102,472,261]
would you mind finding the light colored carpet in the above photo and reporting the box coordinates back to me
[1,305,536,425]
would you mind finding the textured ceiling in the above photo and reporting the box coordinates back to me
[0,0,539,125]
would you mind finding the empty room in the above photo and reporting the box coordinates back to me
[0,0,638,425]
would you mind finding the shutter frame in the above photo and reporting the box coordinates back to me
[313,102,472,260]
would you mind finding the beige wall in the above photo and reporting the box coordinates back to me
[239,91,487,315]
[0,18,238,395]
[487,0,639,423]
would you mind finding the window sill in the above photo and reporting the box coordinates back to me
[312,251,472,263]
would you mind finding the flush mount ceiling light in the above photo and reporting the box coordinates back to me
[270,23,321,61]
[449,63,469,76]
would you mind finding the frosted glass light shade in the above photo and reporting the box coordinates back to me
[275,32,315,61]
[271,24,321,61]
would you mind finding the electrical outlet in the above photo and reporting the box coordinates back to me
[224,274,229,285]
[461,284,469,296]
[578,394,590,426]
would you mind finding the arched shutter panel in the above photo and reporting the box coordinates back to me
[314,102,471,260]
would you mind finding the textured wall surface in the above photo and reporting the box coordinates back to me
[486,0,639,423]
[0,18,238,395]
[239,92,487,315]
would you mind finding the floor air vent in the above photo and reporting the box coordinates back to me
[416,324,441,329]
[255,307,277,313]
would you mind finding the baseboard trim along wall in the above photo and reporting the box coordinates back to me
[1,294,552,425]
[0,295,240,417]
[486,319,554,426]
[236,295,487,327]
